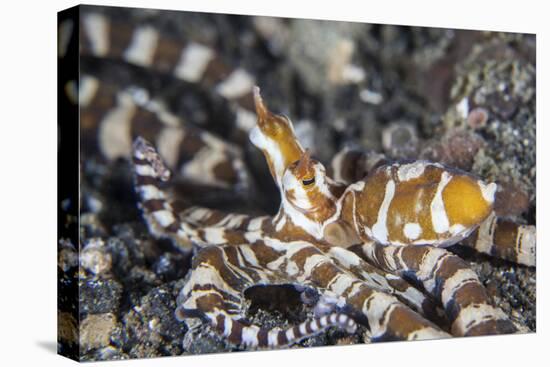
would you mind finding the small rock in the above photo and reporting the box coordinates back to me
[381,122,419,159]
[89,346,128,361]
[467,107,489,129]
[104,237,134,277]
[81,238,112,276]
[420,129,484,170]
[494,181,530,217]
[182,326,227,354]
[152,252,188,281]
[80,313,119,352]
[80,212,107,238]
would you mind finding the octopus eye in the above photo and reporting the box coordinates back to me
[302,177,315,186]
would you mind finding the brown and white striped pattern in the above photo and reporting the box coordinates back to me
[80,12,258,134]
[285,241,449,341]
[132,138,434,316]
[358,241,517,336]
[352,161,497,247]
[176,240,450,347]
[78,75,249,190]
[463,212,536,267]
[132,137,268,251]
[329,245,446,326]
[175,244,358,348]
[132,136,197,251]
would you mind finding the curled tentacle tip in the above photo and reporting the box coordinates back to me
[132,136,171,181]
[132,136,149,153]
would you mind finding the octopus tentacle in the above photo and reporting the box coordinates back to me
[80,12,258,142]
[180,206,267,232]
[264,240,450,341]
[133,136,202,250]
[329,147,388,185]
[462,212,535,267]
[358,241,518,336]
[77,75,250,190]
[176,244,356,348]
[79,9,535,354]
[326,245,445,325]
[132,136,263,250]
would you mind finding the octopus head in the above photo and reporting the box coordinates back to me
[441,173,497,233]
[354,162,497,246]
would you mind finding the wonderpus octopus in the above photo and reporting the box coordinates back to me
[70,8,536,352]
[131,87,535,348]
